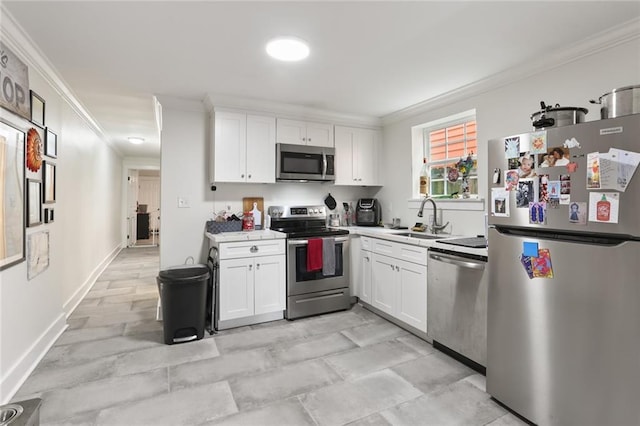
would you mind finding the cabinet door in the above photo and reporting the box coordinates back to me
[276,119,306,145]
[396,259,427,333]
[371,253,397,316]
[354,128,379,185]
[246,115,276,183]
[214,111,247,182]
[359,249,372,304]
[254,255,286,315]
[334,126,356,185]
[306,122,334,147]
[219,258,254,321]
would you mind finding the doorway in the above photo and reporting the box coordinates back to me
[127,168,160,248]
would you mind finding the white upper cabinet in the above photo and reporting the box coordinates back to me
[276,118,334,147]
[212,110,276,183]
[334,125,381,186]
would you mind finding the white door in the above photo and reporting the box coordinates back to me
[396,260,427,332]
[127,170,139,247]
[371,253,397,316]
[359,249,372,304]
[253,255,285,315]
[305,122,333,147]
[246,115,276,184]
[276,119,306,145]
[214,111,247,182]
[138,175,160,232]
[219,258,254,320]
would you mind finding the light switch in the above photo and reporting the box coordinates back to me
[178,197,190,208]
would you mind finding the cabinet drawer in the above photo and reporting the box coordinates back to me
[219,239,285,260]
[372,238,427,265]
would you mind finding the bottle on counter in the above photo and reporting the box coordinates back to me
[242,212,254,231]
[419,157,430,197]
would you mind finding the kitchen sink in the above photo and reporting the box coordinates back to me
[393,232,443,240]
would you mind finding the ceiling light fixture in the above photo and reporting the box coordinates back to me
[128,137,144,145]
[266,37,310,62]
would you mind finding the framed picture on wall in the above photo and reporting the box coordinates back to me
[0,120,26,270]
[27,179,42,227]
[43,161,56,204]
[45,128,57,158]
[30,90,45,127]
[44,208,55,224]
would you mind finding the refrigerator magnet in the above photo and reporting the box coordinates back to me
[532,249,554,279]
[567,162,578,173]
[529,202,546,225]
[563,137,581,149]
[568,202,587,225]
[520,254,534,279]
[523,242,538,257]
[491,188,509,217]
[588,192,619,224]
[505,170,519,191]
[587,152,601,189]
[505,136,520,159]
[530,130,547,154]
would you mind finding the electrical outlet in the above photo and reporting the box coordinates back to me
[178,197,190,208]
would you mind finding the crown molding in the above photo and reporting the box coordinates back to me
[382,17,640,126]
[0,6,121,156]
[204,93,382,128]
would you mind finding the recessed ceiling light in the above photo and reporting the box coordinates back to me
[266,37,310,62]
[128,137,144,145]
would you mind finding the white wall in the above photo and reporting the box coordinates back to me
[0,37,123,403]
[376,37,640,236]
[158,97,376,269]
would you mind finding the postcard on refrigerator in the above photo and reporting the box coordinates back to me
[588,192,619,224]
[491,188,509,217]
[587,152,601,189]
[598,148,640,192]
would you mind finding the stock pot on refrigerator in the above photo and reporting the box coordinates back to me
[590,84,640,119]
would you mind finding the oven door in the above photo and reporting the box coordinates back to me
[287,236,349,296]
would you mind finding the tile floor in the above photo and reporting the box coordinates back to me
[14,246,527,425]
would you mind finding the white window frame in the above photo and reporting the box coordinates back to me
[410,109,483,209]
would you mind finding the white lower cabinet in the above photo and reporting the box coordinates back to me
[216,239,285,326]
[359,248,373,304]
[365,237,428,333]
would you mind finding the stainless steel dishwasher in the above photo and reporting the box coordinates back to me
[427,247,488,372]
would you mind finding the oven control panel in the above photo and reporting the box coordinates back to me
[268,205,326,219]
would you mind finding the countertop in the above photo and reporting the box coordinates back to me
[342,226,488,258]
[206,230,286,243]
[204,226,487,257]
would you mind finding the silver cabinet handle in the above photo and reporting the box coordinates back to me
[429,253,485,270]
[364,256,369,261]
[250,245,258,253]
[390,264,394,270]
[248,264,252,270]
[395,265,399,271]
[241,174,245,178]
[248,174,251,179]
[256,263,260,269]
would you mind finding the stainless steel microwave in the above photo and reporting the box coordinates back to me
[276,143,335,182]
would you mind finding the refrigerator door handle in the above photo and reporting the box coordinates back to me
[429,253,485,270]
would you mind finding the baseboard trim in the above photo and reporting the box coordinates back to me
[0,313,67,404]
[63,243,123,318]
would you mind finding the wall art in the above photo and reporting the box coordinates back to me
[43,161,56,204]
[27,179,42,227]
[45,128,57,158]
[27,230,49,280]
[26,125,44,172]
[0,119,26,270]
[0,42,30,119]
[29,90,45,127]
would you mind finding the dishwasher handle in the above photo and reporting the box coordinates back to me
[429,252,485,270]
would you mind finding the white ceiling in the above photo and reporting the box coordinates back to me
[4,1,640,159]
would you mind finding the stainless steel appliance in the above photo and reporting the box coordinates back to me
[276,143,335,182]
[427,248,488,372]
[268,205,350,319]
[487,114,640,425]
[590,84,640,119]
[355,198,381,226]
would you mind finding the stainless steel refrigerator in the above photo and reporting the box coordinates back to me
[486,113,640,425]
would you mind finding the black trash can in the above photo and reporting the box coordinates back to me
[157,264,210,345]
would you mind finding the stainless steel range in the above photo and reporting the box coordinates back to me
[268,205,350,319]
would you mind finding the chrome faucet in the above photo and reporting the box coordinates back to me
[417,197,449,234]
